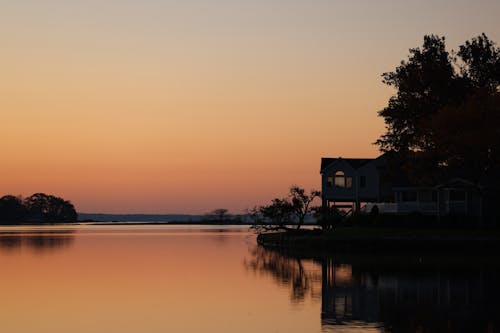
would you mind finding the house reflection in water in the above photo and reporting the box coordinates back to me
[245,245,500,332]
[320,256,500,332]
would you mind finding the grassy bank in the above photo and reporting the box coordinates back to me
[257,227,500,253]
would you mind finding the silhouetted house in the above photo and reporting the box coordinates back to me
[321,156,497,222]
[320,155,391,212]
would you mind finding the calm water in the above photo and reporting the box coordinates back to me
[0,225,499,333]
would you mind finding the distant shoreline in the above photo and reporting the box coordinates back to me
[0,221,255,226]
[78,221,255,226]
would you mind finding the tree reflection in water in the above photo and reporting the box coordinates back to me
[244,244,322,304]
[0,230,75,253]
[245,244,500,332]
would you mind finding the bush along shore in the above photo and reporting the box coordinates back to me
[256,226,500,254]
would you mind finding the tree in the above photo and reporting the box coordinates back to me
[430,91,500,178]
[376,35,459,154]
[457,33,500,93]
[211,208,229,222]
[260,198,294,226]
[24,193,77,222]
[288,186,321,230]
[250,186,321,232]
[259,198,294,229]
[376,34,500,183]
[0,195,26,223]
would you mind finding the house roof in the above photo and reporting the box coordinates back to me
[320,157,377,173]
[436,178,481,189]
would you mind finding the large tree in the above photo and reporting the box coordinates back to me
[24,193,77,222]
[430,91,500,179]
[376,34,500,182]
[376,35,460,153]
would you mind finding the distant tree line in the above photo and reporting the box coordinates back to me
[0,193,78,223]
[376,33,500,184]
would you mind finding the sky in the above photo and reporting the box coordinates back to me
[1,0,500,214]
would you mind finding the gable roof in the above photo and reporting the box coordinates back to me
[320,157,377,173]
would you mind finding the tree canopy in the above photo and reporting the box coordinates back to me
[376,33,500,182]
[0,195,26,222]
[0,193,77,223]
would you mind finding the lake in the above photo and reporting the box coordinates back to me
[0,225,498,333]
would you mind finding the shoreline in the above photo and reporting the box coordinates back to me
[0,221,256,226]
[257,227,500,254]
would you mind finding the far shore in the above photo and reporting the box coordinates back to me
[77,221,255,226]
[0,221,257,226]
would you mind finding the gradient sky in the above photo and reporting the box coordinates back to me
[2,0,500,213]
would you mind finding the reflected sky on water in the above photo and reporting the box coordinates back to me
[0,225,498,333]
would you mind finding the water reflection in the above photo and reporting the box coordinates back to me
[0,230,75,253]
[244,245,322,303]
[246,245,500,332]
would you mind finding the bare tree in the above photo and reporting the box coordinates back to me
[289,186,321,230]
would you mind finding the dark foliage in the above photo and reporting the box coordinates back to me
[0,195,27,222]
[457,33,500,93]
[259,198,294,227]
[312,205,344,230]
[251,186,321,231]
[0,193,77,223]
[376,35,459,154]
[376,33,500,183]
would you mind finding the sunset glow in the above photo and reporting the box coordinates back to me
[2,0,499,213]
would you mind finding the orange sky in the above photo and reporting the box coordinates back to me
[2,0,500,213]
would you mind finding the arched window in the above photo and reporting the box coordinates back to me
[335,171,345,187]
[334,171,353,189]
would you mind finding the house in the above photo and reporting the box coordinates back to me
[321,155,494,222]
[320,155,391,212]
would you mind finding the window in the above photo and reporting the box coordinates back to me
[334,171,353,189]
[335,171,345,187]
[360,176,366,188]
[346,177,353,189]
[327,176,333,187]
